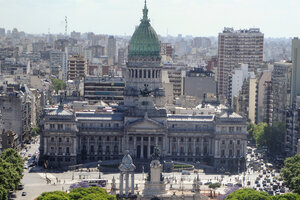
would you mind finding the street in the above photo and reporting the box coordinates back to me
[14,138,285,199]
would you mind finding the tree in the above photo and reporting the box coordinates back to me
[0,148,24,191]
[51,78,66,94]
[247,122,255,143]
[252,123,268,147]
[38,187,116,200]
[264,122,285,154]
[209,183,221,189]
[30,126,40,137]
[272,193,300,200]
[281,154,300,194]
[0,186,8,200]
[225,188,272,200]
[37,191,70,200]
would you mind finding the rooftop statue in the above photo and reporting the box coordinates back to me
[140,84,152,97]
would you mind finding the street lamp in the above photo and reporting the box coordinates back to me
[98,160,102,179]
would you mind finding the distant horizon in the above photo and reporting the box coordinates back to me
[0,0,299,38]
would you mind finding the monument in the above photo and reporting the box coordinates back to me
[118,151,136,199]
[143,147,167,198]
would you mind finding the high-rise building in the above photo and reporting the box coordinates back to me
[272,62,292,123]
[291,38,300,105]
[118,48,125,65]
[255,69,272,124]
[0,28,5,37]
[67,55,88,80]
[217,28,264,104]
[107,36,116,64]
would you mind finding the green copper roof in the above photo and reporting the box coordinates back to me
[128,1,161,58]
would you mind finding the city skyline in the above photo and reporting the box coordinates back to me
[0,0,299,37]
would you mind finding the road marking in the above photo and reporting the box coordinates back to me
[38,173,56,180]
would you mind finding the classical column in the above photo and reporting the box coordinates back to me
[73,138,76,155]
[147,136,151,158]
[120,173,124,196]
[163,136,167,156]
[201,138,204,156]
[131,173,134,194]
[155,137,158,146]
[125,172,129,197]
[141,136,144,159]
[121,136,125,154]
[177,137,180,156]
[95,138,98,155]
[133,136,137,157]
[87,137,90,155]
[44,137,47,155]
[185,138,188,156]
[215,140,218,157]
[193,138,196,156]
[102,137,105,155]
[119,139,122,155]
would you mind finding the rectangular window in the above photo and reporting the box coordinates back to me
[65,124,71,130]
[50,124,55,129]
[58,124,63,130]
[229,127,234,132]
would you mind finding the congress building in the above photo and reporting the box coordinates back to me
[40,2,248,172]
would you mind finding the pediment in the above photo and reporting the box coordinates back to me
[126,118,165,130]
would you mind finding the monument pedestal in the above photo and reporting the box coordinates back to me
[143,181,167,196]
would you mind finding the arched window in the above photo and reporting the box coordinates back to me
[135,69,138,78]
[144,70,146,78]
[152,70,155,78]
[139,70,142,78]
[148,70,151,78]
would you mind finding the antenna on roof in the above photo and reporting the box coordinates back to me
[65,16,68,36]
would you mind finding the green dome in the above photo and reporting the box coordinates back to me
[128,1,160,58]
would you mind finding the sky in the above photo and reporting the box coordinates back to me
[0,0,299,38]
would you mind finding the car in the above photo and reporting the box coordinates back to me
[255,180,259,184]
[181,170,190,175]
[263,183,267,187]
[268,190,274,195]
[247,181,251,185]
[22,192,26,196]
[28,153,32,157]
[259,188,263,191]
[18,184,24,190]
[225,183,233,187]
[259,174,263,178]
[275,192,280,196]
[257,183,261,187]
[234,183,242,187]
[273,185,278,190]
[280,187,285,193]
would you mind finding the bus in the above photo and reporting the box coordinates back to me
[83,179,107,187]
